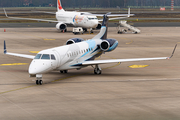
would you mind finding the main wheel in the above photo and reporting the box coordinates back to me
[36,80,39,85]
[94,68,101,75]
[64,70,68,73]
[39,80,43,85]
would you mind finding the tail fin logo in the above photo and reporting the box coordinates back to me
[58,0,63,10]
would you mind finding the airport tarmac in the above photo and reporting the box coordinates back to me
[0,27,180,120]
[1,22,180,28]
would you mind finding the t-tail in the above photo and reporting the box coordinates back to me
[57,0,65,12]
[93,13,110,40]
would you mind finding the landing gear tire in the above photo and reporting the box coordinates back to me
[83,28,87,32]
[36,80,43,85]
[60,70,68,74]
[94,65,101,75]
[36,80,39,85]
[39,80,43,85]
[94,69,101,75]
[90,30,93,34]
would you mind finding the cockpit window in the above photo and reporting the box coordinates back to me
[34,54,42,59]
[41,54,50,60]
[51,55,56,60]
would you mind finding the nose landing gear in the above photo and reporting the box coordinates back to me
[35,74,43,85]
[36,80,43,85]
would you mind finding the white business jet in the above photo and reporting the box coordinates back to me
[3,13,177,85]
[3,0,133,33]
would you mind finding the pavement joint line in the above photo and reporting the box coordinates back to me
[0,91,37,118]
[9,31,53,40]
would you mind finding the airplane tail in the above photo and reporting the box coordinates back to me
[57,0,65,12]
[93,14,109,40]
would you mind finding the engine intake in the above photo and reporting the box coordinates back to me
[56,22,67,30]
[96,23,102,30]
[100,39,118,52]
[66,38,84,45]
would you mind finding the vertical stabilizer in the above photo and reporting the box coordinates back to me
[93,14,109,40]
[57,0,65,12]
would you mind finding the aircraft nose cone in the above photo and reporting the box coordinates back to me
[28,60,52,75]
[93,20,98,28]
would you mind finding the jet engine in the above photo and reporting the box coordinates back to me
[100,39,118,52]
[66,38,85,45]
[56,22,67,30]
[96,23,102,30]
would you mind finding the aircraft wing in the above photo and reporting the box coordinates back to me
[3,8,59,23]
[4,41,35,59]
[98,17,129,22]
[82,44,177,66]
[31,11,56,14]
[82,57,168,66]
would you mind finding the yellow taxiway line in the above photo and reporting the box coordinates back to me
[44,39,56,41]
[0,63,29,66]
[29,51,40,53]
[129,65,149,68]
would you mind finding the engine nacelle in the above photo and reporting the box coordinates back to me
[66,38,84,45]
[56,22,67,30]
[100,39,118,52]
[96,23,102,30]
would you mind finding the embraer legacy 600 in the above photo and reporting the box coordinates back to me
[3,14,177,85]
[3,0,133,33]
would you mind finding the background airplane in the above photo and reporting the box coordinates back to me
[3,0,133,33]
[3,13,177,85]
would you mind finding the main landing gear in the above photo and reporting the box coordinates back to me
[60,70,68,73]
[94,65,101,75]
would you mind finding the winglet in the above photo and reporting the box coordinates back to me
[168,44,177,59]
[128,8,130,17]
[3,8,8,17]
[4,40,7,54]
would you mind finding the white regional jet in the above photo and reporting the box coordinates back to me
[3,0,133,33]
[3,13,177,85]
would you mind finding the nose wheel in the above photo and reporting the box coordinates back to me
[36,80,43,85]
[94,65,101,75]
[35,74,43,85]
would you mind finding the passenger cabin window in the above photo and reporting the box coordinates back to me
[51,55,56,60]
[34,54,42,59]
[41,54,50,60]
